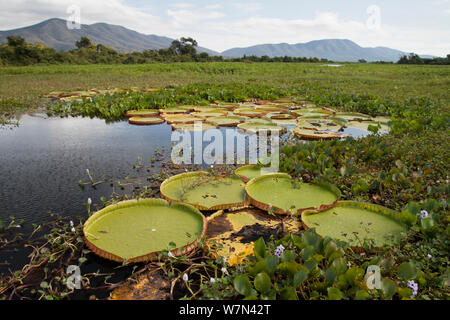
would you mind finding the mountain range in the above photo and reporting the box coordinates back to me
[0,18,434,62]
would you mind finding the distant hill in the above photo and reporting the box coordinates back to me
[0,18,218,55]
[222,39,432,62]
[0,19,435,62]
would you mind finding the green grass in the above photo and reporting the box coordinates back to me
[1,63,449,116]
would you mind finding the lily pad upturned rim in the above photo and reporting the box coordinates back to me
[237,122,287,135]
[245,173,341,215]
[301,201,407,248]
[128,116,165,125]
[290,127,346,140]
[83,198,207,263]
[207,116,244,127]
[160,171,248,211]
[234,164,267,182]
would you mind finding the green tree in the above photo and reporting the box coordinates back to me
[75,37,92,49]
[7,36,25,47]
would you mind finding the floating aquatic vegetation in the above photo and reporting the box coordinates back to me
[269,114,297,120]
[296,119,341,131]
[158,108,188,114]
[83,198,207,263]
[207,115,244,127]
[235,165,268,182]
[345,121,391,132]
[171,122,217,132]
[191,110,228,118]
[160,171,248,210]
[290,127,346,140]
[245,173,341,215]
[237,122,287,135]
[233,108,267,118]
[334,112,373,121]
[128,116,165,125]
[124,109,159,117]
[163,115,203,124]
[301,201,407,247]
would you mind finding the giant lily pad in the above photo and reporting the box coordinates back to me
[296,119,341,131]
[237,122,286,135]
[206,209,302,266]
[245,173,340,215]
[83,199,207,263]
[234,108,267,118]
[335,112,373,121]
[346,121,390,132]
[192,111,228,118]
[235,165,268,182]
[291,127,346,140]
[163,115,203,124]
[302,201,407,246]
[159,108,188,114]
[125,110,159,118]
[172,122,217,132]
[160,171,248,210]
[208,116,244,127]
[128,117,165,125]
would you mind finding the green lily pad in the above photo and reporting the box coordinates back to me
[171,122,217,132]
[83,199,206,262]
[296,119,341,131]
[291,127,346,140]
[159,108,188,114]
[207,116,244,127]
[335,112,373,121]
[160,171,248,210]
[237,122,286,134]
[125,110,159,118]
[128,117,165,125]
[234,108,267,118]
[235,165,268,182]
[346,121,390,132]
[302,201,407,246]
[245,173,341,215]
[163,115,203,124]
[271,118,298,126]
[192,111,228,118]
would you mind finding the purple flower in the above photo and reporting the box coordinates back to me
[274,245,285,258]
[407,280,418,298]
[420,210,429,219]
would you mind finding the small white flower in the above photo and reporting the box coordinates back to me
[87,198,92,205]
[168,251,174,258]
[69,221,74,227]
[427,254,432,259]
[221,267,228,275]
[436,180,440,184]
[210,278,216,283]
[71,227,76,233]
[86,169,90,174]
[152,229,156,232]
[420,210,429,219]
[182,273,189,282]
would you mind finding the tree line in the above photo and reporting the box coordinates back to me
[0,36,335,66]
[397,53,450,65]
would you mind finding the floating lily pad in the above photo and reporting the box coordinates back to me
[346,121,390,132]
[302,201,407,246]
[235,165,269,182]
[245,173,341,215]
[192,111,228,118]
[270,114,297,120]
[206,209,302,266]
[128,117,165,125]
[237,122,286,135]
[271,118,298,126]
[159,108,188,114]
[124,110,159,118]
[160,171,248,210]
[255,105,286,112]
[297,119,341,131]
[234,108,267,118]
[171,122,217,132]
[207,116,244,127]
[335,112,373,121]
[163,115,203,124]
[291,127,346,140]
[83,199,207,262]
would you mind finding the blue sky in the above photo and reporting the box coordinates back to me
[1,0,449,56]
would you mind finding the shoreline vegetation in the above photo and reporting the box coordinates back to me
[0,40,449,300]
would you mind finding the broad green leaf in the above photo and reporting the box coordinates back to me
[293,270,308,288]
[281,250,297,263]
[254,237,267,259]
[234,275,254,297]
[280,286,298,300]
[398,262,418,280]
[355,290,370,300]
[381,278,397,299]
[327,287,342,300]
[264,255,279,275]
[325,266,338,283]
[254,272,271,294]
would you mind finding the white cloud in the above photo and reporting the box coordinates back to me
[0,1,448,56]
